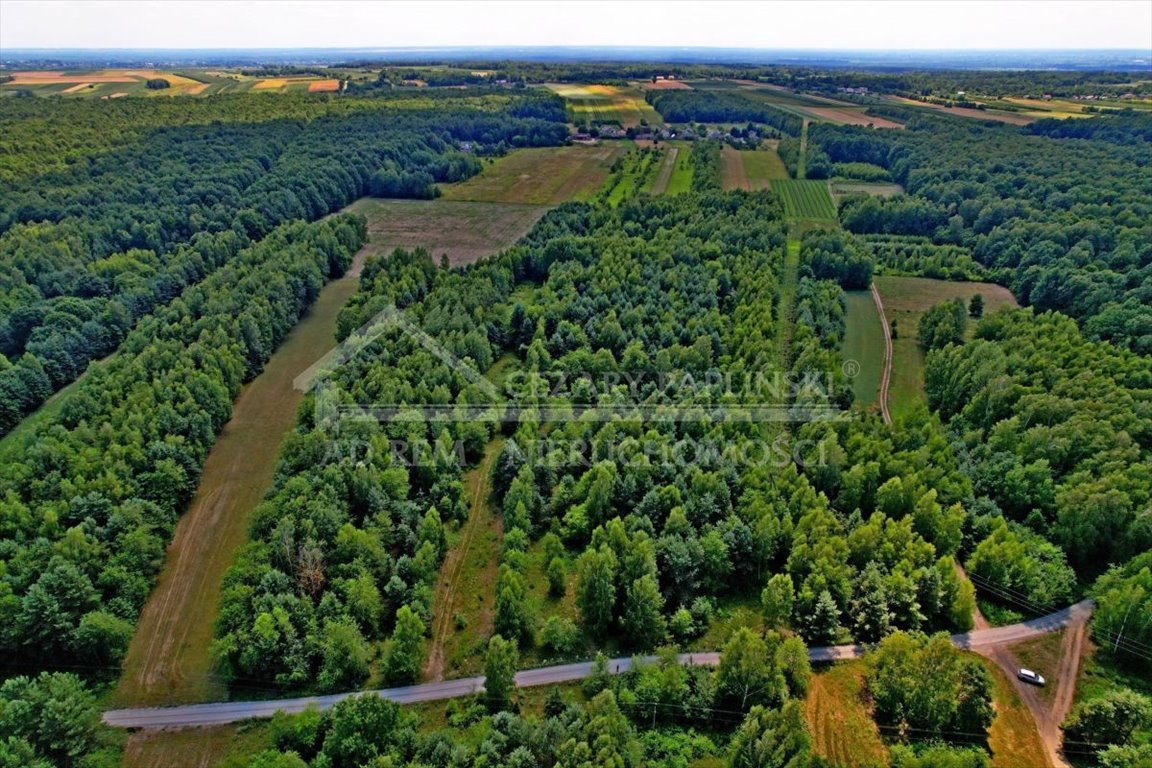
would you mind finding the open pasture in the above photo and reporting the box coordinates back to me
[546,83,663,127]
[770,179,838,220]
[344,198,551,266]
[442,145,626,204]
[661,142,695,194]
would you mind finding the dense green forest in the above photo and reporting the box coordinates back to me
[0,216,365,669]
[0,92,569,434]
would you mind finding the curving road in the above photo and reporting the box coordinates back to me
[103,600,1093,729]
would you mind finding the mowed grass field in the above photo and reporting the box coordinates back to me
[546,83,663,127]
[343,198,550,266]
[842,291,885,408]
[805,662,889,768]
[442,145,627,204]
[771,179,838,221]
[874,276,1018,418]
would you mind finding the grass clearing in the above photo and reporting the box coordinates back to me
[425,439,505,681]
[983,658,1051,768]
[804,661,888,768]
[441,145,626,204]
[113,252,369,708]
[770,179,838,221]
[343,198,550,266]
[663,142,695,194]
[873,276,1017,418]
[842,290,885,408]
[644,146,680,194]
[741,147,790,187]
[830,181,904,199]
[720,145,750,190]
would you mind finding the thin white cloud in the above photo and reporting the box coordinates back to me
[1,0,1149,51]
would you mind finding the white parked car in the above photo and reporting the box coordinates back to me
[1017,668,1046,686]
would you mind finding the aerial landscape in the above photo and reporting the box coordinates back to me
[0,1,1150,767]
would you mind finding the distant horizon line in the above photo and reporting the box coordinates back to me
[3,45,1148,52]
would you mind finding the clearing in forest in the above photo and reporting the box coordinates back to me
[741,147,790,187]
[829,181,904,200]
[770,179,838,221]
[441,145,627,204]
[873,276,1018,419]
[841,290,885,408]
[663,142,695,194]
[343,198,550,266]
[717,144,791,192]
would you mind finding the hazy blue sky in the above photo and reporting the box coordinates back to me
[2,0,1150,51]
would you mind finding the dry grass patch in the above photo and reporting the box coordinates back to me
[308,79,340,92]
[344,198,550,267]
[720,145,751,190]
[805,662,888,768]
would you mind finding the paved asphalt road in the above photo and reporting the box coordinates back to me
[104,599,1094,729]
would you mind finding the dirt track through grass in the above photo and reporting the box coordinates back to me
[424,438,505,681]
[113,252,367,708]
[873,276,1017,419]
[871,283,894,424]
[646,147,679,194]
